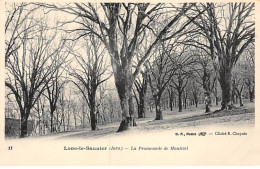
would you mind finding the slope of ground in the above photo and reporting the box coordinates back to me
[21,102,254,140]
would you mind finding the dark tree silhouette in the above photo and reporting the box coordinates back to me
[188,3,255,110]
[134,70,148,118]
[70,35,111,130]
[5,16,69,137]
[170,46,196,112]
[45,71,67,133]
[147,41,176,120]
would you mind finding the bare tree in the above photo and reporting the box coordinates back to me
[170,46,196,112]
[232,46,254,106]
[232,75,244,107]
[96,82,110,124]
[191,48,217,112]
[146,41,176,120]
[70,35,111,130]
[58,87,66,131]
[38,2,207,131]
[189,81,201,107]
[65,90,73,131]
[71,101,78,129]
[243,45,255,102]
[133,69,148,118]
[33,96,46,135]
[188,3,255,110]
[5,15,68,137]
[166,85,177,111]
[45,71,67,133]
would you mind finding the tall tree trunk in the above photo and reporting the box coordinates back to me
[74,114,77,129]
[62,115,65,132]
[184,92,187,109]
[61,115,65,131]
[219,69,232,110]
[193,92,198,108]
[82,110,86,128]
[116,73,132,132]
[87,88,98,130]
[237,85,244,107]
[168,88,174,111]
[37,110,41,135]
[50,112,53,133]
[128,93,137,126]
[214,84,218,106]
[89,104,97,131]
[50,107,55,133]
[178,90,182,112]
[115,64,138,132]
[135,75,147,118]
[67,113,70,131]
[169,96,173,111]
[138,95,146,118]
[215,97,218,106]
[20,108,30,138]
[20,115,28,138]
[154,97,163,120]
[248,86,254,102]
[56,111,59,132]
[204,91,211,113]
[117,92,130,132]
[38,119,41,135]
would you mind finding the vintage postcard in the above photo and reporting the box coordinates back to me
[0,0,259,166]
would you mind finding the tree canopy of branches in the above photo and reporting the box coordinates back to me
[5,5,69,137]
[5,3,39,63]
[170,45,196,112]
[147,41,177,120]
[243,45,255,102]
[70,35,111,131]
[192,49,217,112]
[134,69,148,119]
[45,70,67,133]
[5,2,255,138]
[40,2,207,131]
[188,3,255,110]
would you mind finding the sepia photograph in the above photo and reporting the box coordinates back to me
[0,0,259,166]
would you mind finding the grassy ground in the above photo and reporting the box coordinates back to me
[21,102,254,140]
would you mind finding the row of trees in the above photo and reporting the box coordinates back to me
[5,3,255,137]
